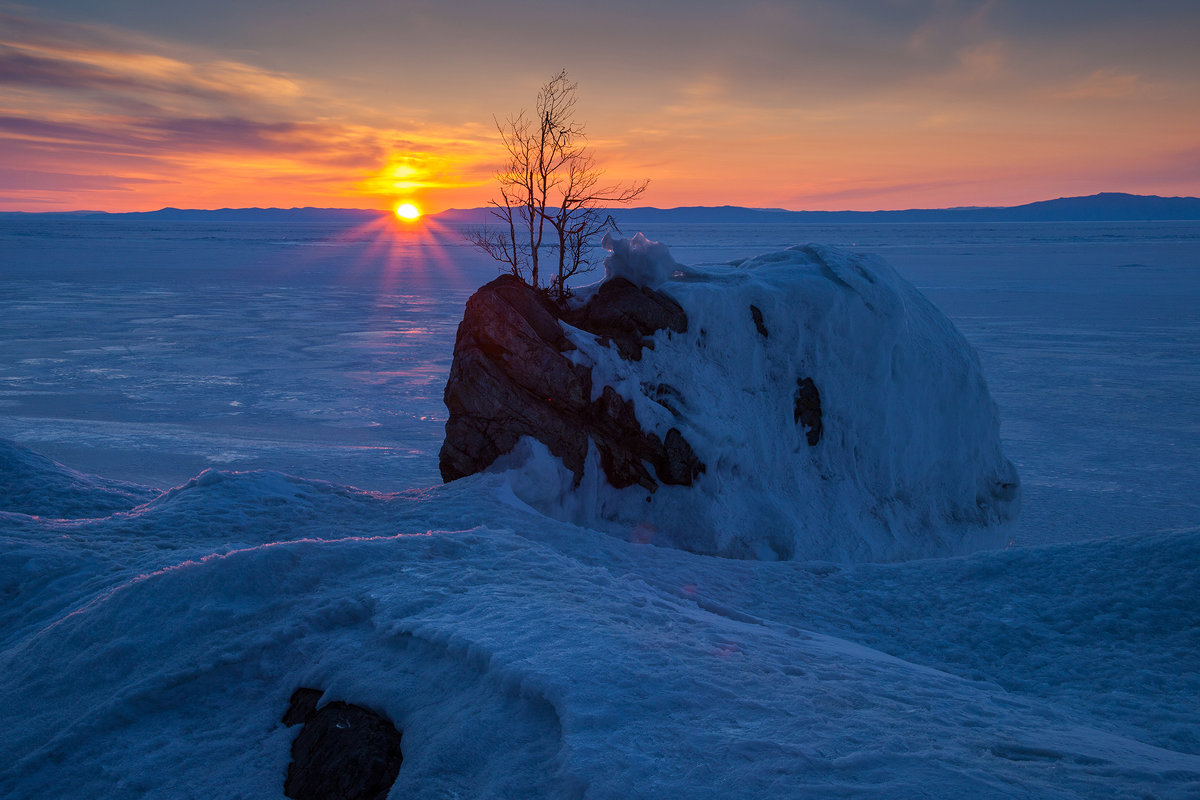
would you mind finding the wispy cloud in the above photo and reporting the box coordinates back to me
[0,8,496,211]
[0,10,302,109]
[792,177,978,207]
[0,166,167,191]
[2,1,1198,212]
[1051,70,1148,101]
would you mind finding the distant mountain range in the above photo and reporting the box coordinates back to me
[447,192,1200,224]
[611,192,1200,224]
[3,193,1199,223]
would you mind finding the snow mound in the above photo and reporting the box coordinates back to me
[2,464,1196,798]
[510,239,1020,561]
[0,438,158,519]
[601,231,688,288]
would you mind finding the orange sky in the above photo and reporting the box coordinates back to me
[2,1,1198,213]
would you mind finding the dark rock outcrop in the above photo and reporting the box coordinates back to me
[660,427,706,485]
[440,274,703,491]
[793,377,822,446]
[282,688,403,800]
[749,304,769,338]
[282,687,325,727]
[561,276,688,360]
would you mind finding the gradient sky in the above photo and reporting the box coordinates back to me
[2,0,1198,212]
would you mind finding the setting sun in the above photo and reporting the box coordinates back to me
[395,202,421,220]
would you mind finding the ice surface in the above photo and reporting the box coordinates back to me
[1,218,1198,797]
[2,218,1197,549]
[0,217,494,489]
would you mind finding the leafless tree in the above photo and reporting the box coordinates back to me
[466,69,648,299]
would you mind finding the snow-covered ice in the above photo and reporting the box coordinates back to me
[1,217,1198,798]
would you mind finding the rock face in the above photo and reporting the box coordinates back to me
[282,688,403,800]
[561,276,689,361]
[439,274,703,492]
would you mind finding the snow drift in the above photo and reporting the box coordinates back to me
[494,235,1019,561]
[2,448,1195,800]
[0,438,158,519]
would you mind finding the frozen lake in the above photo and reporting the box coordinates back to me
[3,216,1200,798]
[2,217,1197,547]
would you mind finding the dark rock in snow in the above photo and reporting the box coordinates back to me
[443,239,1018,561]
[660,427,706,485]
[282,687,324,727]
[439,274,593,482]
[282,688,403,800]
[561,276,688,360]
[750,304,769,338]
[643,382,684,416]
[794,377,822,446]
[440,274,703,491]
[592,385,657,490]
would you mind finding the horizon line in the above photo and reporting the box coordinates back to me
[2,192,1199,217]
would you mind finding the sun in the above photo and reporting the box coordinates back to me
[394,202,421,221]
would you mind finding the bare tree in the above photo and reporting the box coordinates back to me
[467,69,648,299]
[545,149,648,297]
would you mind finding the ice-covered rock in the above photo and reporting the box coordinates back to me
[443,238,1019,562]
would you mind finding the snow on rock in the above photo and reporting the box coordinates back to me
[439,273,702,493]
[490,238,1020,561]
[600,231,687,288]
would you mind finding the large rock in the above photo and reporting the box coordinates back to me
[439,274,703,492]
[561,275,688,361]
[440,237,1019,563]
[282,688,403,800]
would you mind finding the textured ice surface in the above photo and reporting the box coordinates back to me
[0,445,1197,798]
